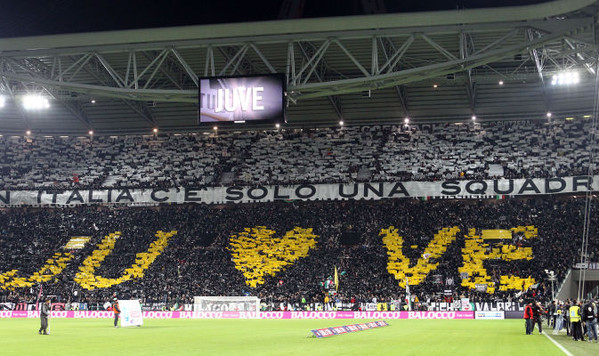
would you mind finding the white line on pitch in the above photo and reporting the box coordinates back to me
[543,333,574,356]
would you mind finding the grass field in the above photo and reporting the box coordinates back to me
[0,318,597,355]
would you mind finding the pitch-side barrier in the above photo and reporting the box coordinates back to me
[0,310,474,319]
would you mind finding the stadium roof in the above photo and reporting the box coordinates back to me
[0,0,598,135]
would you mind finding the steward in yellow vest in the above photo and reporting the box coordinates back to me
[569,305,581,322]
[569,302,583,341]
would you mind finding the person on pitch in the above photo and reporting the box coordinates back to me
[112,297,121,328]
[524,301,534,335]
[582,299,597,342]
[39,298,50,335]
[570,300,584,341]
[532,301,544,334]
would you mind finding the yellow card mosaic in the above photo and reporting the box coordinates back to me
[228,226,318,288]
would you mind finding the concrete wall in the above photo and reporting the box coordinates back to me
[555,269,599,300]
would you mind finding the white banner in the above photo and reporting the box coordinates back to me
[574,262,599,270]
[0,175,596,207]
[461,298,473,311]
[119,300,143,327]
[475,311,505,320]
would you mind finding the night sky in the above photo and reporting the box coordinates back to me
[0,0,549,38]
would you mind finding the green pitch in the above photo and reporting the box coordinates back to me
[0,318,596,355]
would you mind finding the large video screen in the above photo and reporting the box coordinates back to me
[198,74,285,124]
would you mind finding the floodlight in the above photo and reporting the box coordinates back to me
[23,95,50,110]
[550,71,580,86]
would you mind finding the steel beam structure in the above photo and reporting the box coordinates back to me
[0,0,596,133]
[0,18,592,103]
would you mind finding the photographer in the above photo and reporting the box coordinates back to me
[532,301,544,334]
[582,299,597,342]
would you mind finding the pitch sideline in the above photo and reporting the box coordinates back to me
[543,332,574,356]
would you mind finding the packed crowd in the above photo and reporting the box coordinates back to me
[0,118,594,189]
[0,196,595,308]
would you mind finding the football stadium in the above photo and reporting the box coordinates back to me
[1,0,599,355]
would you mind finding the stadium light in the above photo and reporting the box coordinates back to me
[404,117,410,125]
[90,99,96,104]
[275,123,280,129]
[22,95,50,110]
[546,112,552,118]
[213,126,218,131]
[545,270,556,300]
[153,128,158,134]
[88,130,94,135]
[433,84,438,88]
[551,71,580,86]
[0,95,5,108]
[339,120,344,126]
[26,130,31,135]
[471,115,476,121]
[498,80,504,86]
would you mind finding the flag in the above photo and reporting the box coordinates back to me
[334,266,339,292]
[405,278,411,311]
[36,284,43,310]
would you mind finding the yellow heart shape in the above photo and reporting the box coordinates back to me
[228,226,318,287]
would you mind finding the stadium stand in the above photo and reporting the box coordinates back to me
[0,118,594,189]
[0,196,596,310]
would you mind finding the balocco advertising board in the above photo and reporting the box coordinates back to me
[0,311,474,320]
